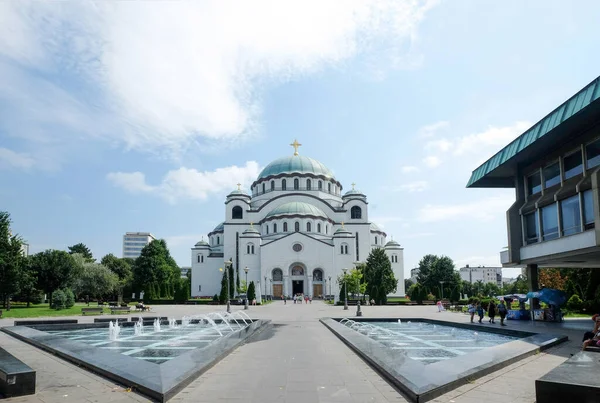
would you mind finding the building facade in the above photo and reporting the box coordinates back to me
[191,142,405,300]
[122,232,156,259]
[467,75,600,294]
[458,265,502,287]
[409,268,420,284]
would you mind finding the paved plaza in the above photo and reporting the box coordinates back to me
[0,302,588,403]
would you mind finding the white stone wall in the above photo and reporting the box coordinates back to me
[190,248,223,297]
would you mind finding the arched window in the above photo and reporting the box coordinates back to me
[317,223,321,233]
[266,225,269,234]
[271,181,275,191]
[313,269,323,281]
[375,236,378,245]
[340,243,349,254]
[247,243,255,254]
[351,206,362,219]
[345,244,348,254]
[295,222,300,232]
[294,178,299,190]
[325,225,328,234]
[232,206,243,219]
[283,222,288,232]
[197,254,204,263]
[272,268,283,281]
[291,266,304,276]
[282,179,287,190]
[273,223,277,233]
[318,180,323,190]
[306,222,311,232]
[217,236,220,244]
[307,179,311,190]
[328,183,332,193]
[262,183,265,194]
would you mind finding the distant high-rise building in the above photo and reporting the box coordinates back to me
[122,232,156,259]
[21,243,29,257]
[459,264,503,287]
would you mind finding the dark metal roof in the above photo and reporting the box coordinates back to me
[467,76,600,188]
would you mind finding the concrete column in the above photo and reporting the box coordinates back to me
[308,276,313,297]
[526,264,540,310]
[283,275,289,297]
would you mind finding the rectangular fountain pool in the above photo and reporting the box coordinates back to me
[367,321,519,364]
[46,322,233,364]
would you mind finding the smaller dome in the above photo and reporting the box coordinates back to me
[343,183,365,198]
[266,202,328,220]
[195,240,209,247]
[385,240,401,247]
[227,184,250,198]
[334,224,353,236]
[243,225,260,236]
[212,222,225,232]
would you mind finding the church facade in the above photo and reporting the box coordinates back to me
[190,141,405,300]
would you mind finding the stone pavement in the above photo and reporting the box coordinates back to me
[0,302,590,402]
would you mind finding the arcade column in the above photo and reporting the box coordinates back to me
[526,264,540,309]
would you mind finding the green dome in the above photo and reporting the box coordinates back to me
[265,202,328,219]
[343,189,365,197]
[257,155,335,181]
[385,240,401,247]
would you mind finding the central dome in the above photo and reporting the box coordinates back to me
[257,155,335,181]
[265,202,328,219]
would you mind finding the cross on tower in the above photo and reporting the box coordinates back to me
[237,183,241,191]
[351,182,356,190]
[290,139,302,156]
[341,221,345,228]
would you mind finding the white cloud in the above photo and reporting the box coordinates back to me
[394,181,429,193]
[0,147,35,170]
[107,161,262,204]
[423,156,442,168]
[404,232,434,239]
[400,166,420,174]
[454,121,531,156]
[370,216,404,229]
[0,1,439,158]
[416,195,513,223]
[418,121,449,138]
[425,138,452,153]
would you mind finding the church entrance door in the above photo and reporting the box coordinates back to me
[292,280,304,295]
[272,284,283,298]
[313,284,323,299]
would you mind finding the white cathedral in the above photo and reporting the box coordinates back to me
[190,141,405,301]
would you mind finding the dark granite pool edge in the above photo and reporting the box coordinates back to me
[320,318,568,403]
[1,319,270,402]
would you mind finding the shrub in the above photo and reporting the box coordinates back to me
[426,293,436,301]
[65,289,75,308]
[567,294,583,311]
[247,281,256,301]
[52,290,67,310]
[213,294,219,302]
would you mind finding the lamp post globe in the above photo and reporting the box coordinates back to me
[244,266,250,310]
[224,260,232,313]
[342,268,349,310]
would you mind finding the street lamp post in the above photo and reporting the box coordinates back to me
[244,266,249,310]
[342,268,348,310]
[328,276,332,300]
[439,281,446,300]
[264,276,267,300]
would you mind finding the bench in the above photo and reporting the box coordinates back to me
[0,346,36,398]
[81,307,104,315]
[14,319,78,326]
[584,346,600,353]
[110,307,131,315]
[94,318,128,323]
[405,302,417,305]
[422,300,435,305]
[536,351,600,403]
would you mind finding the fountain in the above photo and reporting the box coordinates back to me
[473,332,479,342]
[168,318,177,329]
[108,320,120,341]
[181,316,191,327]
[153,318,161,332]
[398,319,402,324]
[450,328,457,337]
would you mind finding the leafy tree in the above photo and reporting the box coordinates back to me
[338,280,347,302]
[240,280,248,293]
[407,283,426,303]
[101,253,133,302]
[416,254,460,298]
[174,277,191,303]
[18,256,40,307]
[567,294,583,311]
[247,281,256,301]
[52,289,67,310]
[32,249,80,307]
[228,263,235,298]
[73,259,119,301]
[364,248,397,305]
[133,239,179,299]
[338,268,364,296]
[68,243,94,262]
[449,285,461,302]
[219,268,228,303]
[0,211,26,310]
[65,288,75,308]
[404,279,413,294]
[539,268,567,290]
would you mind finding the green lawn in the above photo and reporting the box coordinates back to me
[564,312,592,318]
[387,297,410,302]
[0,303,109,318]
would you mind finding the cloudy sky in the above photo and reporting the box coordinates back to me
[2,0,600,279]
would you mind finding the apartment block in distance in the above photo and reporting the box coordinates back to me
[459,265,503,287]
[122,232,156,259]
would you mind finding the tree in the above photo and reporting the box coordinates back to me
[247,281,256,301]
[0,211,26,310]
[228,263,235,298]
[364,248,397,305]
[68,243,94,262]
[416,254,459,298]
[133,239,180,300]
[101,253,133,302]
[338,268,363,296]
[174,277,191,303]
[539,268,567,290]
[18,256,40,307]
[73,260,119,301]
[404,279,413,294]
[219,269,228,303]
[31,249,80,307]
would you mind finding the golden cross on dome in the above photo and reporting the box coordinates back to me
[351,182,356,190]
[237,183,241,191]
[290,139,302,156]
[250,222,254,228]
[341,221,345,228]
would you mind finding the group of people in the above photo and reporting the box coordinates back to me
[582,313,600,350]
[467,299,509,326]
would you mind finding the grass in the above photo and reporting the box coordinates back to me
[387,297,410,302]
[564,312,592,318]
[0,303,110,319]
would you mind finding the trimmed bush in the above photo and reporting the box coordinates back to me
[52,290,67,310]
[567,294,583,312]
[65,288,75,308]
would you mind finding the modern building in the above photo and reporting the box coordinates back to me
[467,75,600,294]
[190,141,405,300]
[180,267,190,278]
[122,232,156,259]
[20,242,29,257]
[459,265,502,287]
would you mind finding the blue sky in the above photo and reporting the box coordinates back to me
[2,0,600,279]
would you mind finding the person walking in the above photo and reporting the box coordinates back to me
[476,302,484,324]
[467,300,476,323]
[293,295,297,304]
[488,300,497,324]
[498,299,508,326]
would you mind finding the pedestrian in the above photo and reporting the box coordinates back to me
[467,300,476,323]
[498,299,508,326]
[476,302,484,323]
[309,296,312,304]
[293,295,297,304]
[488,300,496,324]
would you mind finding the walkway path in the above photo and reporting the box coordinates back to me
[0,302,588,403]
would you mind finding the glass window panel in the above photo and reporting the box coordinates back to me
[541,203,559,241]
[543,163,560,188]
[564,151,583,179]
[560,195,581,236]
[528,173,541,195]
[525,212,539,244]
[587,139,600,169]
[583,190,595,226]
